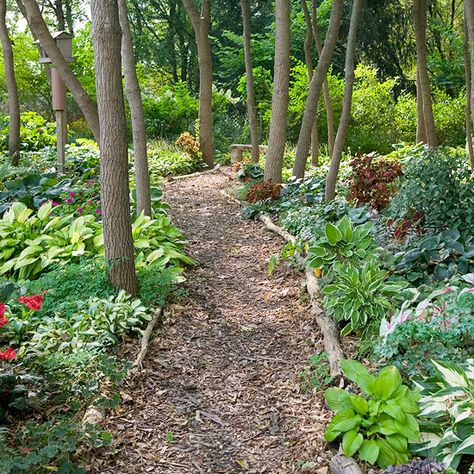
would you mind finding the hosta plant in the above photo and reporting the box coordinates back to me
[323,260,410,336]
[413,359,474,469]
[325,360,420,468]
[306,216,377,272]
[20,291,152,357]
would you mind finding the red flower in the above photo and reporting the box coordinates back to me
[0,317,8,329]
[0,303,6,318]
[0,347,16,360]
[18,291,46,311]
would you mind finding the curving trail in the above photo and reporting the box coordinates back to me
[94,170,331,474]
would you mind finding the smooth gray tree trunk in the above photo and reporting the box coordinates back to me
[465,0,474,167]
[293,0,343,178]
[325,0,363,202]
[240,0,260,163]
[118,0,152,216]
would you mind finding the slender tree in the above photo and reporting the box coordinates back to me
[240,0,260,163]
[264,0,291,183]
[465,0,474,164]
[414,0,437,147]
[19,0,100,141]
[325,0,363,202]
[301,0,319,166]
[310,0,335,159]
[293,0,343,178]
[181,0,214,166]
[0,0,20,165]
[118,0,152,216]
[463,8,474,167]
[91,0,138,295]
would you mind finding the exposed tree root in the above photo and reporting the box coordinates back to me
[132,307,164,371]
[330,454,364,474]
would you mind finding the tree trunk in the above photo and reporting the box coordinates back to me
[19,0,100,142]
[414,0,437,147]
[312,0,335,158]
[416,69,427,143]
[325,0,363,202]
[118,0,152,217]
[264,0,291,183]
[181,0,214,166]
[301,0,319,167]
[53,0,66,30]
[0,0,20,165]
[293,0,343,178]
[240,0,260,163]
[91,0,138,295]
[465,0,474,165]
[464,8,474,168]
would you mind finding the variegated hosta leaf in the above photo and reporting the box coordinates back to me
[432,360,469,388]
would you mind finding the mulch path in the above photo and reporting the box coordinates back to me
[93,169,333,474]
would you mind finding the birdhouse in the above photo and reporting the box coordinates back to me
[38,31,74,64]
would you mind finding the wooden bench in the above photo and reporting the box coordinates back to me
[229,144,268,163]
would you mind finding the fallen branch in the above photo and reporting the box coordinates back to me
[257,214,344,377]
[168,164,221,181]
[132,307,164,370]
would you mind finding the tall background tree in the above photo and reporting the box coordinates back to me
[414,0,437,147]
[325,0,363,201]
[91,0,137,295]
[181,0,214,166]
[264,0,291,183]
[0,0,20,164]
[118,0,152,216]
[240,0,260,163]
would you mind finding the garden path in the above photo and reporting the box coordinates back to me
[95,170,331,474]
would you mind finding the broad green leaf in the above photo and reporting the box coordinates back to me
[350,395,368,415]
[359,440,379,464]
[326,408,361,433]
[372,366,402,400]
[340,359,374,395]
[325,223,342,245]
[342,429,363,457]
[325,388,352,412]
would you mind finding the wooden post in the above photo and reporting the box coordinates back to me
[51,66,67,174]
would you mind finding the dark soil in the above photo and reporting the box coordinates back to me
[93,170,332,474]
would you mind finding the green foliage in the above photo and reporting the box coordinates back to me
[142,82,199,139]
[391,230,474,286]
[0,112,56,153]
[306,217,377,272]
[146,140,203,181]
[236,163,264,181]
[413,359,474,469]
[17,291,151,358]
[0,202,102,280]
[324,360,420,468]
[0,419,110,473]
[375,283,474,379]
[299,352,334,392]
[323,260,409,336]
[387,147,474,235]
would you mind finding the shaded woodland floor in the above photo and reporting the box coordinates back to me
[93,170,332,473]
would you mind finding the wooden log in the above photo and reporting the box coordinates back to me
[329,454,364,474]
[257,214,344,377]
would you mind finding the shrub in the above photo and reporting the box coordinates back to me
[386,147,474,235]
[376,282,474,379]
[347,153,403,210]
[324,360,420,468]
[246,182,281,203]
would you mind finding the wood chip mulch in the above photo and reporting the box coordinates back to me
[92,170,335,474]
